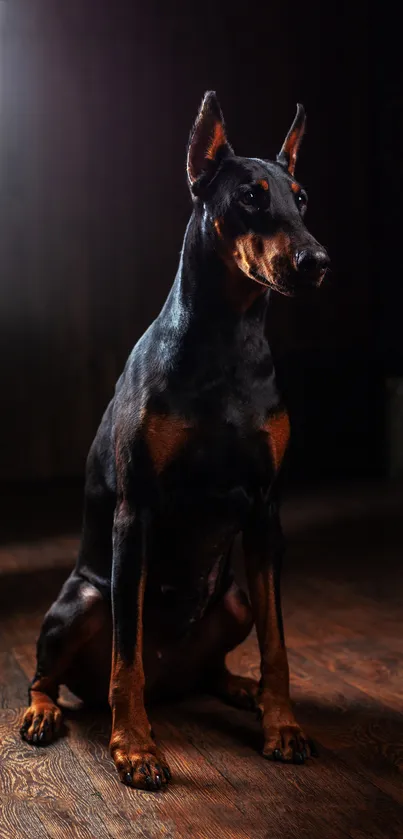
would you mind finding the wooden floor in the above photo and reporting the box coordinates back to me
[1,481,403,838]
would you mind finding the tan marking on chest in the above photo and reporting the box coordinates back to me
[145,414,193,474]
[262,410,290,471]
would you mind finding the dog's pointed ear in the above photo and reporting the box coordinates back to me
[187,91,233,193]
[277,104,306,176]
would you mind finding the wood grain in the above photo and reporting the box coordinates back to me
[1,483,403,837]
[14,647,259,839]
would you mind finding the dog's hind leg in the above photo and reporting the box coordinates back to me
[20,573,107,745]
[200,581,259,710]
[156,578,258,708]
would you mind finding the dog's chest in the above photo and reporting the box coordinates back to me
[143,413,289,636]
[142,396,290,634]
[144,405,290,508]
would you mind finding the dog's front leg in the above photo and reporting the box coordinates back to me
[243,500,315,764]
[109,501,171,789]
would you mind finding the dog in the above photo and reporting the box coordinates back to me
[20,91,329,790]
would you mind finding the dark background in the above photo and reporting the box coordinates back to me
[0,0,399,487]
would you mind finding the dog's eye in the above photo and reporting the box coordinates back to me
[240,188,259,208]
[296,190,308,213]
[239,184,269,211]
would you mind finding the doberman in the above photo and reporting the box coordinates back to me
[20,92,329,791]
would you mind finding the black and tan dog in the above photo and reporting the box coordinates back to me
[20,92,329,790]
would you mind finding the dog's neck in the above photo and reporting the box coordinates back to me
[160,209,270,341]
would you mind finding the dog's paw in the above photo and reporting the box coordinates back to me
[20,701,63,746]
[263,726,317,764]
[259,704,318,764]
[111,741,171,790]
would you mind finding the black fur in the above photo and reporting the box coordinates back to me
[23,92,329,780]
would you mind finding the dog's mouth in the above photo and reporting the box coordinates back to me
[249,268,295,297]
[249,266,327,297]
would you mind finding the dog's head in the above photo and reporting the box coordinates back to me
[187,91,329,297]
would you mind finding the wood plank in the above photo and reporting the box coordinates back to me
[164,692,403,839]
[229,633,403,806]
[2,485,403,839]
[280,571,403,714]
[0,797,50,839]
[0,650,113,839]
[289,650,403,804]
[13,644,268,839]
[0,706,113,839]
[298,639,403,715]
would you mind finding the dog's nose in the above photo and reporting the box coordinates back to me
[296,248,330,276]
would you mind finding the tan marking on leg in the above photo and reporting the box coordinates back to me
[109,555,152,776]
[244,519,312,763]
[109,548,171,788]
[109,652,170,788]
[109,658,150,753]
